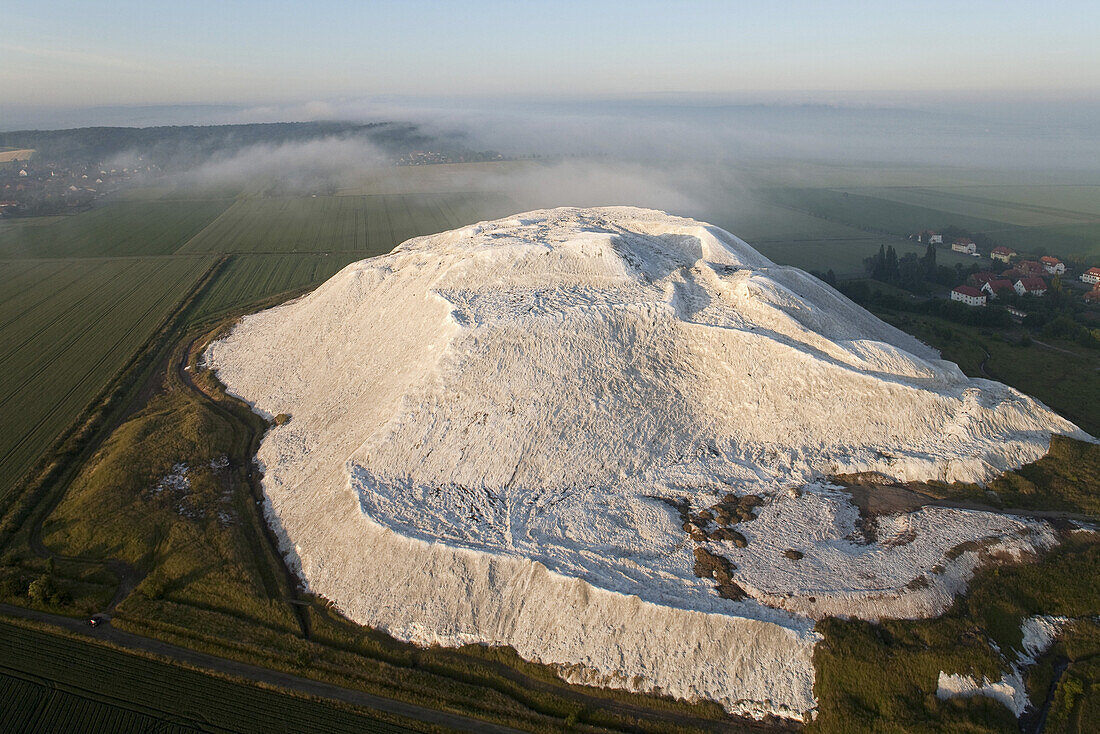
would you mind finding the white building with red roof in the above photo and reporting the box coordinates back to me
[1014,277,1048,296]
[1040,256,1065,275]
[951,238,977,255]
[990,246,1016,263]
[981,279,1015,299]
[951,285,986,306]
[1081,267,1100,285]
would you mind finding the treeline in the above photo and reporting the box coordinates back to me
[0,122,432,168]
[864,242,976,292]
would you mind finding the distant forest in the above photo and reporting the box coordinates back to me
[0,121,434,168]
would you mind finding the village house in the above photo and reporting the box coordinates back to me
[1040,256,1065,275]
[967,271,998,288]
[981,279,1015,299]
[990,246,1016,263]
[1085,287,1100,304]
[1014,277,1048,297]
[1081,267,1100,285]
[1016,260,1046,277]
[951,238,977,255]
[912,230,944,245]
[951,285,987,306]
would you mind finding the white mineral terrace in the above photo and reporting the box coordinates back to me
[207,207,1086,720]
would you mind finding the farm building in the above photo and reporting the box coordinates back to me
[1081,267,1100,285]
[980,279,1015,299]
[951,238,977,255]
[990,246,1016,263]
[1017,260,1045,276]
[1040,256,1065,275]
[1014,277,1048,297]
[951,285,986,306]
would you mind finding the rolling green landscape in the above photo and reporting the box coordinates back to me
[1,159,1098,732]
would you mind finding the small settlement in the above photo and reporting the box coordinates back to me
[913,232,1100,309]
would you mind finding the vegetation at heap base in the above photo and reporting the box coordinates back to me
[809,418,1100,733]
[929,436,1100,518]
[0,199,231,258]
[810,532,1100,734]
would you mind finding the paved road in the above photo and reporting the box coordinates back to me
[0,603,524,734]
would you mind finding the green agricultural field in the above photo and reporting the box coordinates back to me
[190,254,356,322]
[0,187,522,500]
[975,222,1100,260]
[757,185,1100,261]
[765,187,1010,237]
[0,257,215,497]
[0,199,231,258]
[709,199,878,243]
[177,192,517,254]
[843,186,1092,227]
[931,185,1100,217]
[703,191,980,277]
[0,621,418,733]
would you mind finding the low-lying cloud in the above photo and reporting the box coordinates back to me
[179,136,390,193]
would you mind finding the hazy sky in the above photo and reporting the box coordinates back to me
[2,1,1098,110]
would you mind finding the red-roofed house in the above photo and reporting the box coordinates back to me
[991,246,1017,263]
[1084,288,1100,304]
[1040,256,1065,275]
[1018,260,1045,275]
[951,285,986,306]
[981,279,1015,298]
[1014,277,1047,296]
[1001,268,1025,281]
[968,271,998,288]
[951,238,977,254]
[1081,267,1100,285]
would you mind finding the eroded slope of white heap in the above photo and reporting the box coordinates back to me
[207,207,1086,721]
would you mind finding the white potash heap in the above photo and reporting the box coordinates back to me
[208,207,1086,721]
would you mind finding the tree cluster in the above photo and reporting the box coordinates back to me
[863,243,972,293]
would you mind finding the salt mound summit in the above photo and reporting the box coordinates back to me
[208,207,1084,720]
